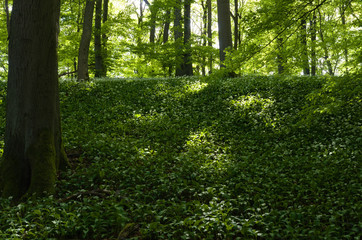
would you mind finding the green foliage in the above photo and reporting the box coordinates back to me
[0,75,361,239]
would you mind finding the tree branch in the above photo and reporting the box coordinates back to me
[243,0,328,63]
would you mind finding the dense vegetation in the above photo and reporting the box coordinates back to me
[0,75,360,239]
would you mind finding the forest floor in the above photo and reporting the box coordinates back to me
[0,75,361,239]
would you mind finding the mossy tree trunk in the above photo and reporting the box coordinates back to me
[0,0,69,200]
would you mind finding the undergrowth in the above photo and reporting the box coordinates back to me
[0,74,361,239]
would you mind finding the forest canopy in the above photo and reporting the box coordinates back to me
[0,0,361,79]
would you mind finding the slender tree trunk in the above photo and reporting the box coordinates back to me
[183,0,193,76]
[4,0,10,36]
[202,0,207,76]
[301,18,310,75]
[162,10,172,76]
[94,0,104,77]
[318,10,333,75]
[340,3,348,73]
[163,10,171,44]
[78,0,95,81]
[217,0,233,67]
[234,0,238,50]
[143,0,157,44]
[277,37,285,74]
[0,0,68,200]
[207,0,213,73]
[174,0,183,76]
[102,0,109,76]
[310,12,317,76]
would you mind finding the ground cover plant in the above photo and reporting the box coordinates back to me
[0,75,361,239]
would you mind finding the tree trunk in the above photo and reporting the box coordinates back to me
[162,10,172,76]
[318,10,333,75]
[340,3,348,73]
[174,0,183,76]
[102,0,109,76]
[183,0,193,76]
[94,0,104,77]
[217,0,233,67]
[233,0,238,50]
[202,0,207,76]
[163,10,171,44]
[310,12,317,76]
[277,37,285,74]
[78,0,95,81]
[207,0,213,73]
[4,0,10,36]
[301,18,310,75]
[0,0,68,200]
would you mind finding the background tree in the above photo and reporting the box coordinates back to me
[183,0,193,76]
[0,0,68,199]
[94,0,104,77]
[78,0,95,81]
[1,0,360,79]
[217,0,233,67]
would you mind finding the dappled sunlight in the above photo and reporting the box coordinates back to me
[184,81,208,93]
[228,94,279,129]
[183,128,230,172]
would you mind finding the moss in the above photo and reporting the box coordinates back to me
[58,143,70,171]
[0,154,31,199]
[26,130,57,196]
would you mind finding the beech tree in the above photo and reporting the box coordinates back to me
[0,0,68,199]
[78,0,95,81]
[217,0,233,67]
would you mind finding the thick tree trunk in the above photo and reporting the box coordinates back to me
[301,18,310,75]
[78,0,95,81]
[217,0,233,66]
[183,0,193,76]
[0,0,68,200]
[94,0,104,77]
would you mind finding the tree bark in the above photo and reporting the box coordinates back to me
[233,0,239,50]
[318,10,333,75]
[78,0,95,81]
[207,0,213,73]
[217,0,233,67]
[183,0,193,76]
[301,18,310,75]
[310,12,317,76]
[340,3,348,73]
[4,0,10,37]
[163,10,171,44]
[94,0,104,77]
[102,0,109,76]
[0,0,68,200]
[202,0,207,76]
[277,37,285,74]
[174,0,183,76]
